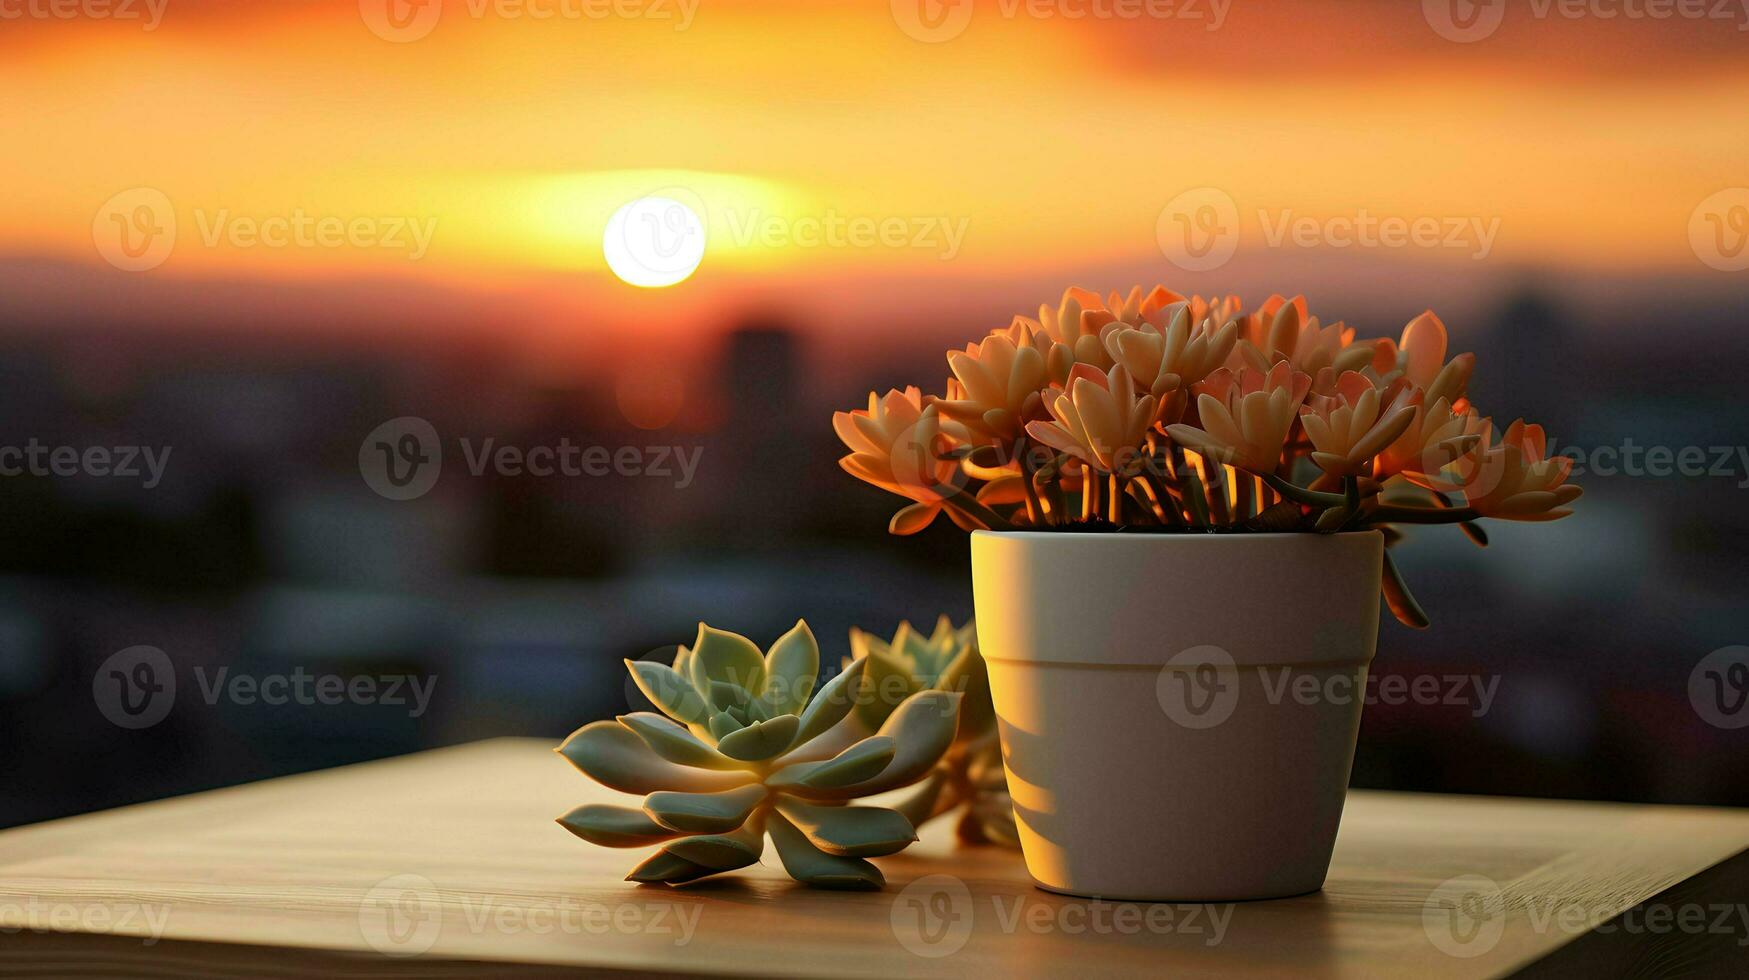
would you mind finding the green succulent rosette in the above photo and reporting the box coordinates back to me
[556,620,962,889]
[847,616,1016,847]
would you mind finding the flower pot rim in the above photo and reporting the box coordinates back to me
[970,529,1384,540]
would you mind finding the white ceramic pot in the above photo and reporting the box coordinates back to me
[971,530,1384,902]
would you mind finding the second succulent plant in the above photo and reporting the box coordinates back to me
[556,620,963,889]
[848,616,1016,847]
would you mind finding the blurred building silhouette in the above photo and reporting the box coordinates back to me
[3,285,1748,828]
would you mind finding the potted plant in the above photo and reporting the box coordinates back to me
[833,285,1580,901]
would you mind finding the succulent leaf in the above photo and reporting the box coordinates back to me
[888,768,955,827]
[854,650,920,732]
[556,804,681,848]
[708,679,754,714]
[691,624,767,693]
[758,619,819,717]
[618,713,748,771]
[768,735,896,791]
[791,691,962,800]
[774,799,917,858]
[714,714,802,762]
[789,657,868,748]
[888,501,938,535]
[626,659,709,725]
[556,722,755,794]
[625,849,721,885]
[707,711,742,742]
[664,823,765,871]
[767,811,884,890]
[643,784,768,833]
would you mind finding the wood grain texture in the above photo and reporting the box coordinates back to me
[2,737,1747,978]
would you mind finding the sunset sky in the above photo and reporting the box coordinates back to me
[3,0,1746,367]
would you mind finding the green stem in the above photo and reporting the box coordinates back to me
[1262,473,1348,509]
[1183,471,1211,528]
[1368,505,1482,525]
[943,489,1014,531]
[1381,549,1431,629]
[1143,469,1184,528]
[1016,439,1045,527]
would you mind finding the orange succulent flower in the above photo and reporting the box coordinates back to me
[936,334,1051,446]
[1103,303,1240,420]
[1298,371,1417,477]
[1228,295,1379,381]
[1024,364,1158,474]
[1374,388,1483,485]
[1166,361,1312,475]
[833,387,966,512]
[1371,310,1475,405]
[1447,419,1582,521]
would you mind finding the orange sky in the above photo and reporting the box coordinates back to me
[2,0,1746,357]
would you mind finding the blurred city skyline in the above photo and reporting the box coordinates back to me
[3,0,1747,839]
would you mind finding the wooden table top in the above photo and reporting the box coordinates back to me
[3,737,1747,978]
